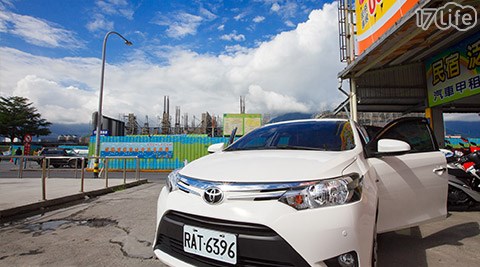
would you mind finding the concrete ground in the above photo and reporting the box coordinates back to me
[0,165,479,266]
[0,177,140,211]
[378,211,480,266]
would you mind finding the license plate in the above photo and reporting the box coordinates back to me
[183,225,237,264]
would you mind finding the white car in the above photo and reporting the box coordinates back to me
[153,118,448,267]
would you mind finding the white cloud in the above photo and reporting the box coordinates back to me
[199,7,217,21]
[0,0,14,10]
[234,12,247,21]
[220,31,246,42]
[247,85,309,113]
[217,24,225,31]
[271,3,280,12]
[153,12,203,38]
[224,44,250,55]
[86,0,134,33]
[86,13,114,32]
[270,1,298,18]
[13,75,96,124]
[0,10,83,48]
[284,20,295,27]
[0,3,346,124]
[0,10,8,31]
[95,0,134,20]
[253,16,265,23]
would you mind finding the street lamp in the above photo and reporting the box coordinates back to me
[94,31,133,178]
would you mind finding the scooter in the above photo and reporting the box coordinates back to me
[444,150,480,208]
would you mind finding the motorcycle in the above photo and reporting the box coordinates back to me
[443,149,480,209]
[445,137,480,170]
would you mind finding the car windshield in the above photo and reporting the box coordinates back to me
[225,120,355,152]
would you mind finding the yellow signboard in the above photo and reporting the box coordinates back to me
[356,0,419,54]
[223,114,262,136]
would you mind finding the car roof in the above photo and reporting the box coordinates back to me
[266,118,349,127]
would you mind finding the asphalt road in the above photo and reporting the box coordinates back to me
[0,171,479,266]
[0,181,168,267]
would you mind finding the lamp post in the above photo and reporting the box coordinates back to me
[93,31,132,178]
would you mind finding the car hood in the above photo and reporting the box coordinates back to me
[180,150,358,183]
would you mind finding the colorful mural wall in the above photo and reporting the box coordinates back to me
[89,135,229,170]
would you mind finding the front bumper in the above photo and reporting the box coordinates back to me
[155,210,310,266]
[153,186,376,267]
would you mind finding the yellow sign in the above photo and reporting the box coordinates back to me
[223,114,262,136]
[356,0,419,54]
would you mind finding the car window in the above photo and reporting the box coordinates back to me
[225,121,355,151]
[375,118,437,153]
[363,125,382,140]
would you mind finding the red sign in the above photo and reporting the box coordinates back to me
[23,134,32,155]
[24,134,32,143]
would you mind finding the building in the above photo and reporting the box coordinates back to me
[337,0,480,146]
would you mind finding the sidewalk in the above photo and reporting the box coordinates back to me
[0,177,148,222]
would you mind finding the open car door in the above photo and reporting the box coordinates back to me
[366,117,448,233]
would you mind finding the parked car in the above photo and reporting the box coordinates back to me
[36,148,87,168]
[153,118,448,267]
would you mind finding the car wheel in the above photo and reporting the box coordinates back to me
[68,160,77,168]
[447,185,473,210]
[448,185,470,205]
[372,206,378,267]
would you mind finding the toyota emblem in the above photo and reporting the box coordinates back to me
[203,187,224,204]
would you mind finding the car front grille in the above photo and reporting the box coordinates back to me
[154,210,310,267]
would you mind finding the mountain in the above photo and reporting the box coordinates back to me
[268,113,480,138]
[43,123,91,140]
[445,121,480,138]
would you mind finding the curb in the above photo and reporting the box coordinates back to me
[0,179,149,223]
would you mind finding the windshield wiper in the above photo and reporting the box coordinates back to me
[268,145,324,151]
[226,145,325,151]
[225,147,264,151]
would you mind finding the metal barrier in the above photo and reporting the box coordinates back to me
[99,156,140,188]
[0,155,140,201]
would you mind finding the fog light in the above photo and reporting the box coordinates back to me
[338,253,355,267]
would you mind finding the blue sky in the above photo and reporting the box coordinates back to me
[2,0,477,127]
[1,0,345,125]
[1,0,324,61]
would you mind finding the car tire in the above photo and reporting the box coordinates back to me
[68,160,78,168]
[447,185,471,206]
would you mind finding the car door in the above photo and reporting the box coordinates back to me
[366,117,448,233]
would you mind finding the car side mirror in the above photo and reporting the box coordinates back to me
[207,143,225,153]
[377,139,411,154]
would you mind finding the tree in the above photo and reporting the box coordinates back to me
[0,96,51,143]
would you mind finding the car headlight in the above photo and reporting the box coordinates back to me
[278,174,363,210]
[166,169,181,192]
